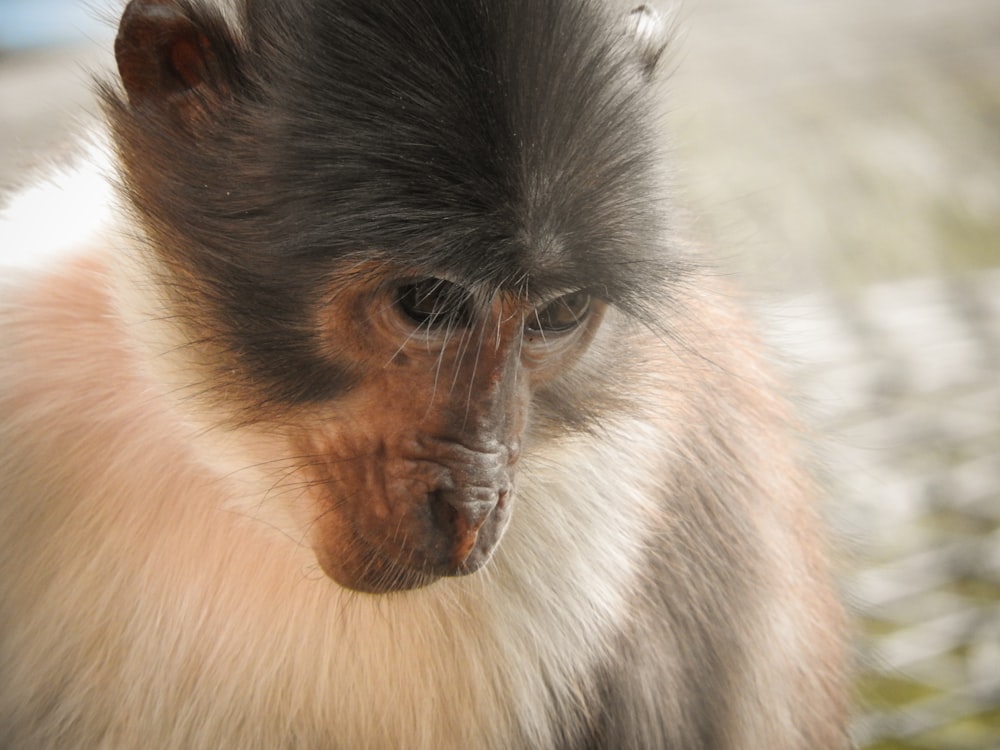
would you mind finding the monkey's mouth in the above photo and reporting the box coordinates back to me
[312,493,512,594]
[301,434,517,593]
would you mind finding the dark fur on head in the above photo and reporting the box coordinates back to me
[103,0,680,412]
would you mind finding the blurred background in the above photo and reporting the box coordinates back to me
[2,1,998,748]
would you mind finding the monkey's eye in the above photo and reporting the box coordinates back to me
[395,278,474,330]
[526,291,592,334]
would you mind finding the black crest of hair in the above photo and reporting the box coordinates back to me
[101,0,682,409]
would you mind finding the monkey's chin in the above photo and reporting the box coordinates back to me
[314,544,492,595]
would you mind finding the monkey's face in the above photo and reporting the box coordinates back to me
[290,270,603,593]
[108,0,670,593]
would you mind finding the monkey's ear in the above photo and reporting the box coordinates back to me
[115,0,240,117]
[626,5,670,79]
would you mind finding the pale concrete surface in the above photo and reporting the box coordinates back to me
[670,0,1000,291]
[0,42,112,188]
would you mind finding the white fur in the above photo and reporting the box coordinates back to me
[0,132,116,272]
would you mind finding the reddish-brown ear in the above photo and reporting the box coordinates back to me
[115,0,237,114]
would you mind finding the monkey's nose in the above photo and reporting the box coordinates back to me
[429,487,506,567]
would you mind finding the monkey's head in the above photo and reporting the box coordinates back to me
[104,0,677,593]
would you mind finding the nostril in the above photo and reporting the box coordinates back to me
[428,489,460,534]
[427,488,500,565]
[429,488,498,532]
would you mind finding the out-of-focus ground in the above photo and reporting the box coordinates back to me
[2,1,999,748]
[668,4,1000,748]
[670,0,1000,292]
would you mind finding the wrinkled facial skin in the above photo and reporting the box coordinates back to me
[292,268,604,593]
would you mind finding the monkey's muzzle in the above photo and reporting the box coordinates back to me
[310,435,517,593]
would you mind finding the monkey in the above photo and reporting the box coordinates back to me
[0,0,850,747]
